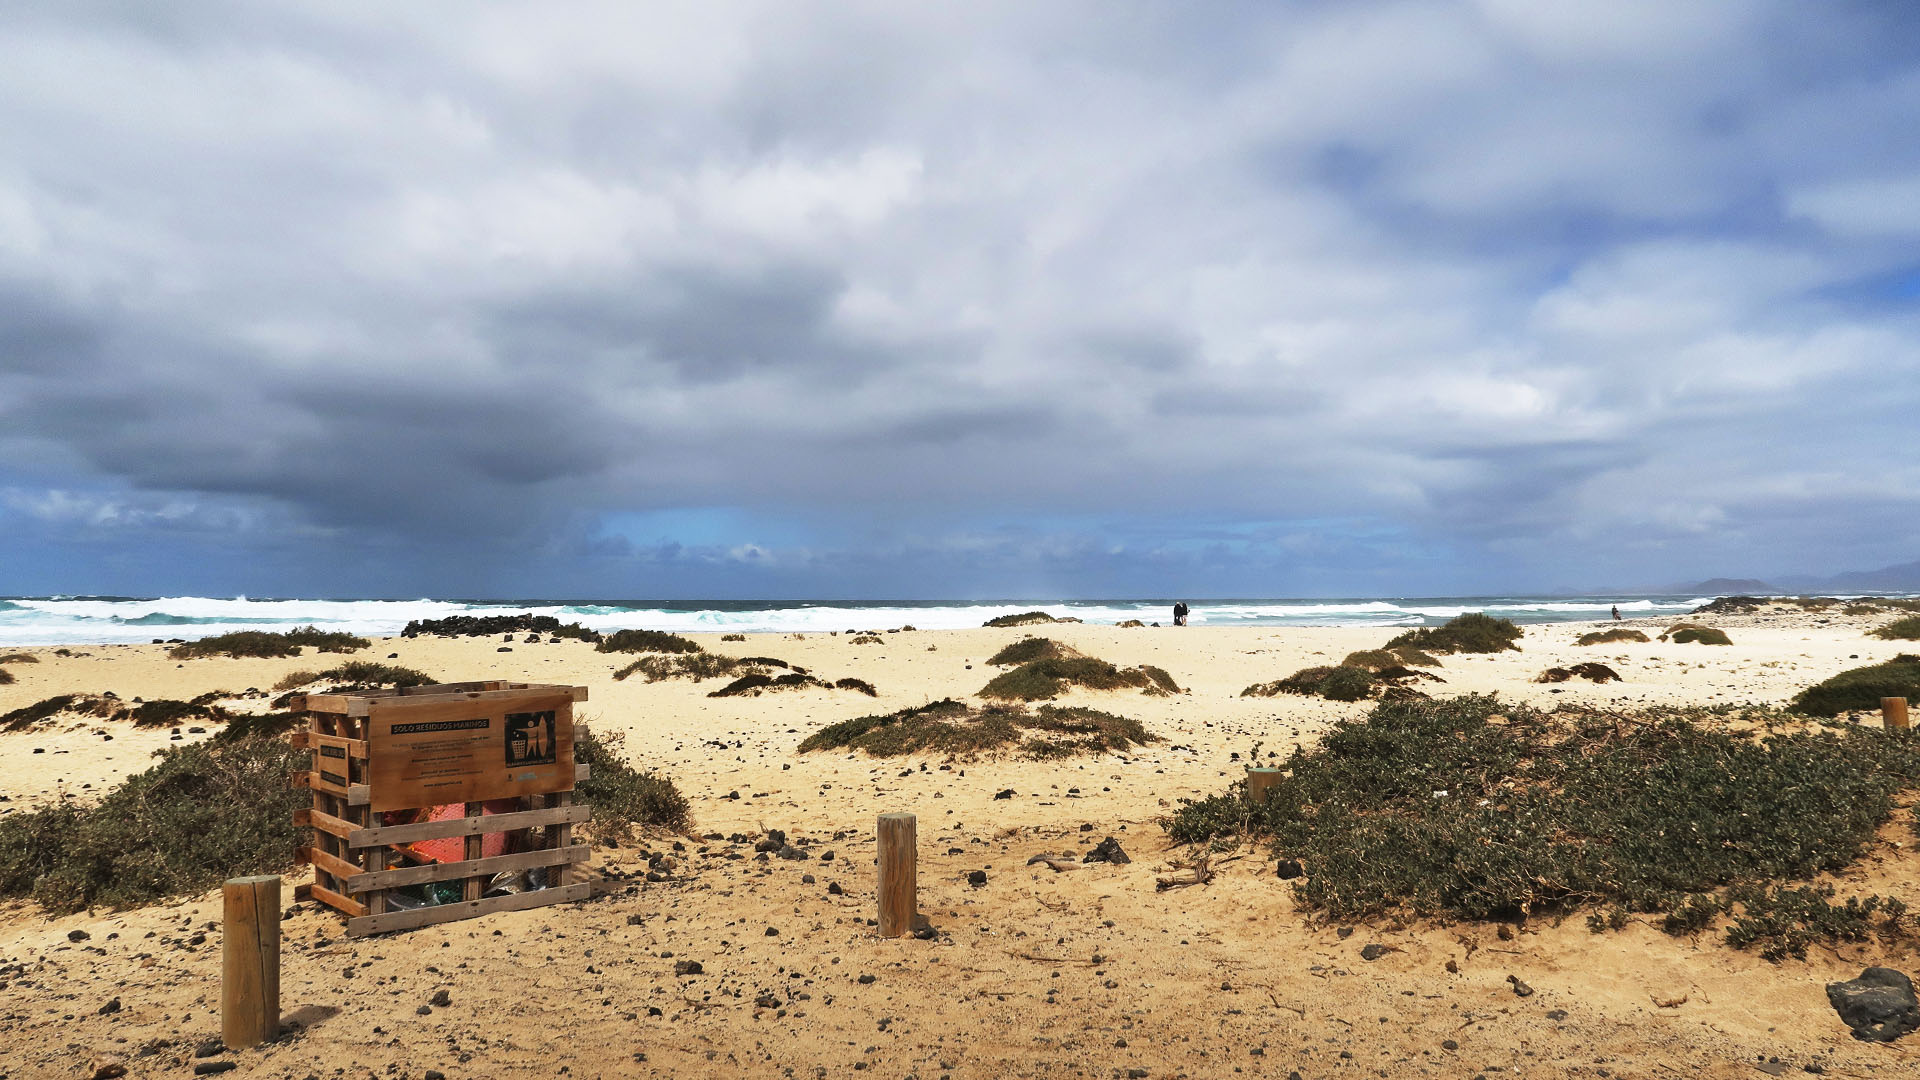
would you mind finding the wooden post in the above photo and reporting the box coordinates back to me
[1246,768,1283,805]
[1885,697,1911,731]
[876,812,917,938]
[222,875,281,1049]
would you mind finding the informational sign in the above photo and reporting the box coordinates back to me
[366,691,575,812]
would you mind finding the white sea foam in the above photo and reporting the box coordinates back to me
[0,594,1721,646]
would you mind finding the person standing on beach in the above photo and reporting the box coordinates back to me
[1173,601,1189,626]
[1611,605,1622,620]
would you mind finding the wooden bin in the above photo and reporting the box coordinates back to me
[289,681,593,936]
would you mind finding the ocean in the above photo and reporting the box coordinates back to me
[0,594,1719,647]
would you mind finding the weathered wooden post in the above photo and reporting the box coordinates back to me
[877,812,917,938]
[222,874,281,1049]
[1246,768,1284,805]
[1885,697,1911,731]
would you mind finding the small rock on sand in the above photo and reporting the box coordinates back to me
[1826,967,1920,1042]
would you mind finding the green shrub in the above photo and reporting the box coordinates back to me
[0,668,11,685]
[721,634,747,642]
[0,652,36,663]
[574,728,690,840]
[614,653,786,682]
[979,657,1178,701]
[311,661,436,690]
[1,693,225,732]
[983,611,1066,628]
[1535,663,1621,684]
[1663,625,1732,645]
[986,637,1081,666]
[1385,613,1522,654]
[1791,655,1920,717]
[1873,616,1920,641]
[0,735,308,914]
[1341,647,1442,671]
[798,699,1157,759]
[596,629,703,655]
[1721,884,1908,962]
[1577,628,1650,646]
[169,626,367,660]
[1161,694,1920,942]
[1243,664,1410,702]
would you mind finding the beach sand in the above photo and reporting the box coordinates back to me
[1,612,1915,1078]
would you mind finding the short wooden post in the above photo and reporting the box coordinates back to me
[876,813,917,938]
[222,875,281,1049]
[1246,768,1283,805]
[1885,697,1911,731]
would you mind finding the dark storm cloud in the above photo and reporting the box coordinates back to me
[2,0,1919,595]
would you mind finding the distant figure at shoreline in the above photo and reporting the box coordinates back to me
[1610,605,1622,620]
[1173,601,1189,626]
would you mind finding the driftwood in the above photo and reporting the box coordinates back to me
[1155,853,1214,891]
[1027,854,1081,872]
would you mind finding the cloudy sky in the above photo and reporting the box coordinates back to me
[2,1,1917,601]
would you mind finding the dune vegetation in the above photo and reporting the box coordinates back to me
[1385,612,1523,654]
[799,698,1156,759]
[1165,694,1920,960]
[979,656,1180,701]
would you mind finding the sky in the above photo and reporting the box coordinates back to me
[2,1,1919,601]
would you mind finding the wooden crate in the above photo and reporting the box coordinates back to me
[289,681,594,936]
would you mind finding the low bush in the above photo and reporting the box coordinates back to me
[798,699,1157,759]
[401,613,600,642]
[983,611,1071,628]
[1161,694,1920,955]
[1791,655,1920,717]
[1577,628,1650,646]
[1385,613,1522,655]
[979,657,1181,701]
[0,735,308,914]
[1663,625,1732,645]
[1,693,226,732]
[170,626,368,660]
[0,668,11,685]
[1342,646,1443,671]
[849,634,883,645]
[988,637,1081,666]
[1535,663,1621,684]
[596,629,703,655]
[0,652,37,663]
[574,728,691,840]
[311,661,436,690]
[1243,663,1440,702]
[1719,884,1909,962]
[721,633,747,642]
[1873,616,1920,641]
[614,653,788,682]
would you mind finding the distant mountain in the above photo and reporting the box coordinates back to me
[1670,577,1778,595]
[1809,560,1920,592]
[1664,560,1920,596]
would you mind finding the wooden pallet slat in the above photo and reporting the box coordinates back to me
[346,882,592,937]
[345,803,590,848]
[345,844,589,893]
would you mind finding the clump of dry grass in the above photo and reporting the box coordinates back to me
[979,657,1181,701]
[798,699,1158,759]
[1386,613,1523,654]
[1536,663,1622,684]
[1577,628,1650,646]
[1663,625,1733,645]
[986,637,1084,666]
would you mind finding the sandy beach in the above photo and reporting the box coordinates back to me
[2,612,1915,1079]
